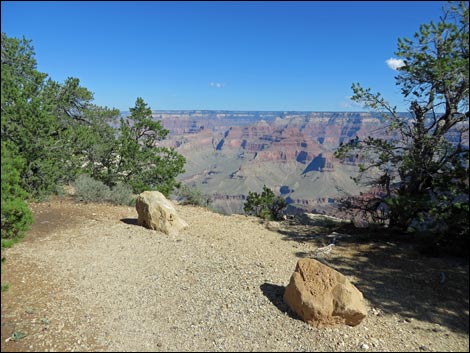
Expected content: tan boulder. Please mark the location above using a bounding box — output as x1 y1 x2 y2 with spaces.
136 191 188 235
284 258 367 327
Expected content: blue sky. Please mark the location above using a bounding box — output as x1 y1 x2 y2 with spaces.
2 1 447 112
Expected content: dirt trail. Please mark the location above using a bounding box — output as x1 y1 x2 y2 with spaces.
1 196 468 352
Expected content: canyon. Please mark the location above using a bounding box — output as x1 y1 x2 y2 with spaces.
148 110 391 215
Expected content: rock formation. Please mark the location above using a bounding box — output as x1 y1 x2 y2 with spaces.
136 191 188 236
284 258 367 327
142 111 417 215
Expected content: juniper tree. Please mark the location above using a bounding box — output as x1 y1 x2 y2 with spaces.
335 2 469 244
244 185 287 220
116 97 186 195
1 33 114 196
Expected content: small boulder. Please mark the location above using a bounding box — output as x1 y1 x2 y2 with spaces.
136 191 188 235
284 258 367 327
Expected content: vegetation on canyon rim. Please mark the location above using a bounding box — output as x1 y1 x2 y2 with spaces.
244 185 288 221
1 31 185 246
335 1 469 254
1 2 468 256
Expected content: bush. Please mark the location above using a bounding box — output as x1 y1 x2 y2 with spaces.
174 184 211 207
108 182 135 206
74 174 111 202
74 175 134 205
1 142 33 244
243 185 287 221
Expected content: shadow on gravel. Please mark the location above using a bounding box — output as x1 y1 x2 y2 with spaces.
120 218 138 226
260 283 301 322
326 243 469 335
275 217 470 335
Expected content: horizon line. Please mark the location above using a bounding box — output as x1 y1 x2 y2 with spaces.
120 109 399 113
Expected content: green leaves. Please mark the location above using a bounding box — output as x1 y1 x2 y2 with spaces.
1 32 187 249
244 185 287 221
112 98 185 196
2 33 186 202
1 142 33 242
1 33 101 197
335 2 469 243
395 2 469 104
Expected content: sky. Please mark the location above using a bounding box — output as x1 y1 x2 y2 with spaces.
1 1 447 112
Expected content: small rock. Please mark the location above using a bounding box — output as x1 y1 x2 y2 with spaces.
370 307 382 317
361 343 370 350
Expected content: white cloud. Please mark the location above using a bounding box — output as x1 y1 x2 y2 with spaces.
209 82 225 88
339 96 367 110
385 57 405 70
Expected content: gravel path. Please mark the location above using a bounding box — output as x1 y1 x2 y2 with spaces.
1 198 468 352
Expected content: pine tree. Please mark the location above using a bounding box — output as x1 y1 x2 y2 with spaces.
335 2 469 250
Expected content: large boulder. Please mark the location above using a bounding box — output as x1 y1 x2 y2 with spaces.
136 191 188 236
284 258 367 327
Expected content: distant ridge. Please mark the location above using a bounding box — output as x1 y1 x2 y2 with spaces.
120 110 411 115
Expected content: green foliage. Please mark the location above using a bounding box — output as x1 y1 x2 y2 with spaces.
175 184 211 207
81 97 186 196
114 98 186 196
1 33 109 198
2 32 186 203
80 106 122 186
0 256 7 291
1 142 33 243
244 185 287 221
2 33 59 197
1 239 17 249
40 78 120 186
335 2 469 252
74 174 134 205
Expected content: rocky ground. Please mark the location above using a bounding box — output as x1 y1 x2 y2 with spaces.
1 196 469 352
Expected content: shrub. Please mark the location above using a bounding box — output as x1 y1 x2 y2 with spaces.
108 182 135 206
244 185 287 221
74 175 135 205
74 174 111 202
175 184 211 207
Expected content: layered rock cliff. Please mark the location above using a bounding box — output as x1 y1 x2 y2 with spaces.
150 111 392 214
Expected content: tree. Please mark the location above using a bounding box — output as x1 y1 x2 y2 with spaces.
2 33 185 200
79 105 122 186
1 33 107 197
115 97 186 195
335 2 469 247
1 141 33 244
1 32 59 197
244 185 287 221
